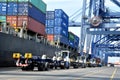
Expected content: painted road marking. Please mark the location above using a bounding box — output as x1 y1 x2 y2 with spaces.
110 68 117 80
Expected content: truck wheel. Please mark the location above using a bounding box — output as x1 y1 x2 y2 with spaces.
65 62 70 69
45 62 49 71
38 64 43 71
21 67 27 71
60 66 65 69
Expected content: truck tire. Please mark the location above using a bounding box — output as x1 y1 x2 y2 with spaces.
21 67 27 71
65 62 70 69
38 63 44 71
45 62 49 71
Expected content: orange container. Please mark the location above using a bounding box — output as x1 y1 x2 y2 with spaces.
47 34 54 42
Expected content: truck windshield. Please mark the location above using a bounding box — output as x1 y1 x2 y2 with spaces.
62 52 68 58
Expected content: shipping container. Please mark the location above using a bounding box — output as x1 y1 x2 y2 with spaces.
0 16 6 22
7 0 18 2
18 3 28 15
54 35 69 45
18 0 46 14
0 2 7 15
69 40 75 48
18 0 28 2
54 18 68 29
0 0 6 2
7 2 18 15
54 27 68 37
68 32 75 41
28 3 46 24
55 9 69 21
27 17 46 36
74 35 79 47
18 3 46 24
47 34 54 42
6 16 46 36
46 11 55 20
46 20 54 27
45 27 54 34
7 16 17 27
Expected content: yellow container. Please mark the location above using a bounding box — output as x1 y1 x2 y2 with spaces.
24 53 32 59
13 53 21 59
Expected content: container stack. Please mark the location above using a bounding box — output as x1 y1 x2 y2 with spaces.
0 0 46 36
68 32 79 48
46 9 69 45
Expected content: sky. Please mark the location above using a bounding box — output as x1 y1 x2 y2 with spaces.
43 0 120 37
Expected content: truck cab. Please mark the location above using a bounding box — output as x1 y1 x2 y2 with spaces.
54 50 79 69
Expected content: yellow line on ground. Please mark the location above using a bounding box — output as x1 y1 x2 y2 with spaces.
110 68 117 80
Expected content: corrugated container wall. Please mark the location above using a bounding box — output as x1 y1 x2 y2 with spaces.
55 9 69 24
0 2 46 24
0 0 46 14
46 20 54 27
28 3 46 24
47 34 54 42
68 32 75 41
55 18 68 29
7 2 18 15
54 35 69 45
68 32 79 48
0 16 6 22
46 9 69 46
45 27 54 34
0 2 7 15
6 16 46 36
0 0 6 2
18 0 46 14
54 27 68 37
46 11 54 20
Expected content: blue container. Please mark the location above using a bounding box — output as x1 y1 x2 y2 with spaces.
46 11 54 20
46 20 54 27
55 9 69 21
28 3 46 24
18 2 28 15
45 27 54 34
69 40 75 48
54 35 69 45
0 2 7 15
7 2 18 15
54 18 68 29
54 27 68 37
18 3 46 24
74 35 79 47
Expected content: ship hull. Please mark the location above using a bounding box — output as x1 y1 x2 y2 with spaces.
0 33 60 67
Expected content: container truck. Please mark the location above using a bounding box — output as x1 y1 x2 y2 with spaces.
13 53 54 71
53 50 80 69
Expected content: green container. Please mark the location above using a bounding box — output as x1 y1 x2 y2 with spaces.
18 0 46 13
0 0 7 2
0 16 6 22
69 32 75 41
18 0 28 2
40 0 47 13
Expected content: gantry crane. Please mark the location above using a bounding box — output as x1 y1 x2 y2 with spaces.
80 0 120 60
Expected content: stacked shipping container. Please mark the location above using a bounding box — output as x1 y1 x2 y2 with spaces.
46 9 79 49
0 0 46 36
46 9 69 45
68 32 79 48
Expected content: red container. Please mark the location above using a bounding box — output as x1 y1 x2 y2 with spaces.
6 16 46 36
7 16 17 27
28 17 46 36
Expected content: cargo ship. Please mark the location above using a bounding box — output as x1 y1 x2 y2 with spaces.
0 0 79 67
